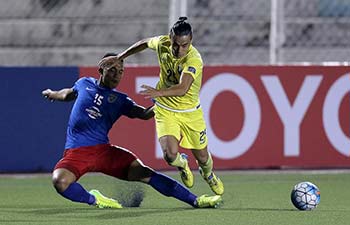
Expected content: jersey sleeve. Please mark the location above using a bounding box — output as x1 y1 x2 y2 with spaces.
121 96 136 116
72 77 86 93
182 58 203 79
147 36 162 50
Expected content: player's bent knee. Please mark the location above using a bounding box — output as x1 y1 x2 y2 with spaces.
52 168 76 193
159 136 179 163
127 160 154 183
52 176 72 193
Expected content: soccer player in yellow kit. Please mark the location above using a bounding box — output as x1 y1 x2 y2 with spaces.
99 17 224 195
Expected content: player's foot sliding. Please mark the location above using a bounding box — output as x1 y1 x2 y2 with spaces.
195 194 223 208
89 189 123 209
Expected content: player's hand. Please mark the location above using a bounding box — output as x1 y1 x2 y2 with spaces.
42 89 55 102
98 56 119 70
139 85 162 99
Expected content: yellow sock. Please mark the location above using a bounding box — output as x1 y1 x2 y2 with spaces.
169 152 186 168
199 153 213 177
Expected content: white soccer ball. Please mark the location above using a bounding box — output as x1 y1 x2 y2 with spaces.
290 181 320 210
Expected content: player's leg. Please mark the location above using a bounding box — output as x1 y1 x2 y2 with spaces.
159 135 194 188
53 146 121 208
127 159 222 208
159 135 179 162
191 148 224 195
52 168 95 205
154 107 194 188
102 144 221 208
179 109 224 195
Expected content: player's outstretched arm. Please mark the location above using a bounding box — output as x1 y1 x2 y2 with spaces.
118 38 150 60
140 73 194 99
98 38 151 70
42 88 76 102
126 104 154 120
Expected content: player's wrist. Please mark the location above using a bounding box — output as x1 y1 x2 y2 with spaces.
158 90 164 97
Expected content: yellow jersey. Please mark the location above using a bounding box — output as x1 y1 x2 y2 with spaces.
147 35 203 110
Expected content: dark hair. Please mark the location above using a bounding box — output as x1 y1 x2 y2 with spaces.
99 52 120 74
102 52 117 58
170 17 192 36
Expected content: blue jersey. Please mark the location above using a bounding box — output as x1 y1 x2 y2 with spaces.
65 77 135 149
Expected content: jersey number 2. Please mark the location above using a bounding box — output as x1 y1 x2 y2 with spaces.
199 129 207 144
167 69 178 84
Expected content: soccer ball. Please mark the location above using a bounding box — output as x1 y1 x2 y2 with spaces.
290 181 320 210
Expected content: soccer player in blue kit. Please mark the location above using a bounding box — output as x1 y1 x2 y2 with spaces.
42 53 222 209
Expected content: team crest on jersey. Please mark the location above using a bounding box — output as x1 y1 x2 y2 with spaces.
188 66 196 74
107 94 118 103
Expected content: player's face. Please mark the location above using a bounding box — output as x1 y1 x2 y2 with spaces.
170 34 192 58
101 61 124 89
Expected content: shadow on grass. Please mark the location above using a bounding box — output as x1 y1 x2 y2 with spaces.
215 207 350 212
0 219 66 223
220 207 295 212
3 204 190 220
0 205 96 215
0 208 188 224
93 208 188 219
28 207 188 217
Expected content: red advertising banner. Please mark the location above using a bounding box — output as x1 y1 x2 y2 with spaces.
80 66 350 170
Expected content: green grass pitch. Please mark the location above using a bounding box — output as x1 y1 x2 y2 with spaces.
0 171 350 225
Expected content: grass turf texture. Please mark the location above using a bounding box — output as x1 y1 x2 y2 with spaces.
0 171 350 225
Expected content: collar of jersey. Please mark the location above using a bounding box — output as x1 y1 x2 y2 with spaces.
94 78 117 91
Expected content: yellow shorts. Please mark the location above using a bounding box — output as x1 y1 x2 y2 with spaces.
154 105 208 150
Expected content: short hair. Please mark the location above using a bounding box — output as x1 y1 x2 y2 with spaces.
99 52 122 74
102 52 117 59
170 17 192 36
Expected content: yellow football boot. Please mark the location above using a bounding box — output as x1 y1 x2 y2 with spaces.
89 189 123 209
196 194 223 208
178 153 194 188
199 168 224 195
